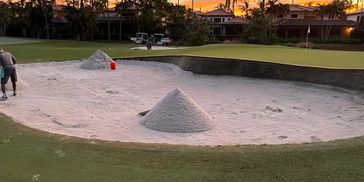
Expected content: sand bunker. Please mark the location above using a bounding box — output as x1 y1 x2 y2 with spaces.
80 50 113 70
130 46 188 50
5 78 28 91
0 60 363 146
140 88 214 133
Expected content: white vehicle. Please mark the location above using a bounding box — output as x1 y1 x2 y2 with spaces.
153 33 172 46
130 32 148 44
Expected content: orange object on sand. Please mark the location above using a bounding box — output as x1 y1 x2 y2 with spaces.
110 60 117 70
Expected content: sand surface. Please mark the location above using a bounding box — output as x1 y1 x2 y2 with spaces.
130 46 188 50
0 60 363 145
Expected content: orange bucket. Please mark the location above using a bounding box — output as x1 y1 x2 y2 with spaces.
110 60 117 70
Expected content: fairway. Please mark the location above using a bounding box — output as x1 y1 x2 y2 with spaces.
0 37 364 181
1 37 364 69
0 37 44 45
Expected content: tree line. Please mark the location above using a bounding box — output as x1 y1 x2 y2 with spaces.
0 0 362 44
0 0 211 45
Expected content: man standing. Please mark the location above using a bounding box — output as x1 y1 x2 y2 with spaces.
0 48 17 101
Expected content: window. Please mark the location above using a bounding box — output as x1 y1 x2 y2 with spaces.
357 16 360 22
214 18 221 23
291 14 298 18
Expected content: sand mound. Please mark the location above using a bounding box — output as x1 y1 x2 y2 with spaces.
140 88 214 133
80 50 113 70
5 78 28 91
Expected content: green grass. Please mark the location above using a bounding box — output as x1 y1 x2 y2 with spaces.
1 37 364 69
1 114 364 182
1 37 364 181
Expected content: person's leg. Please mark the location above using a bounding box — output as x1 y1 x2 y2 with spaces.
1 82 5 96
1 79 7 100
10 68 17 96
1 68 11 100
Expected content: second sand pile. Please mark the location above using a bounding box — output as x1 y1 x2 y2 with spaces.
140 88 214 133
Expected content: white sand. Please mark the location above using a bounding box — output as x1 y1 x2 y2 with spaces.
5 78 28 91
80 50 114 70
0 60 363 146
130 46 188 50
140 88 214 133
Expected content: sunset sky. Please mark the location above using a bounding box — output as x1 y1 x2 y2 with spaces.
169 0 361 14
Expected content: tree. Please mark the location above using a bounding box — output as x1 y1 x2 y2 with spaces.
224 0 239 12
215 3 226 10
165 4 188 40
242 14 277 44
317 0 351 42
239 0 250 18
184 11 211 45
0 2 11 36
26 0 54 38
63 0 105 40
115 0 134 41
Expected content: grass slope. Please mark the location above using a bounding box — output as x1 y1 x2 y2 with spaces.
1 114 364 182
1 38 364 69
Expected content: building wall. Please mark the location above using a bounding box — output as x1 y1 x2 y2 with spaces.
275 11 334 22
347 14 361 22
203 16 234 24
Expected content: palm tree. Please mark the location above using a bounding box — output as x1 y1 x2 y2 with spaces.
224 0 239 12
215 3 226 9
225 0 230 11
266 0 289 20
317 0 350 42
231 0 239 13
239 0 250 17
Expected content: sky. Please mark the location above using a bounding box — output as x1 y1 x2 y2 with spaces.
169 0 360 14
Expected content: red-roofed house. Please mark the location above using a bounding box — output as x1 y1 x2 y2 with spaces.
196 9 248 39
276 4 356 40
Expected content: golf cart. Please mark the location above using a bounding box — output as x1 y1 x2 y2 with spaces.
130 32 148 44
152 33 172 46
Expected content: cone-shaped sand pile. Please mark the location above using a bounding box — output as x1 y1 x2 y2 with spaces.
5 78 28 91
80 50 113 70
140 88 214 133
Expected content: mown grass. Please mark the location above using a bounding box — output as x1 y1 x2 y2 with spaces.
1 37 364 69
1 37 364 181
1 113 364 182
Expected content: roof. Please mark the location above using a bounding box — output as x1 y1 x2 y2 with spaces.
277 19 357 26
347 9 364 15
220 17 249 25
288 4 318 12
204 9 234 17
194 11 204 16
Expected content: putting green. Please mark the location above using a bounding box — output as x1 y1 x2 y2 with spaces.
1 37 363 69
1 37 364 181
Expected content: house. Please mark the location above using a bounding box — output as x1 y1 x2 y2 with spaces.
347 9 364 22
50 5 139 40
274 4 321 21
276 4 357 40
196 8 248 39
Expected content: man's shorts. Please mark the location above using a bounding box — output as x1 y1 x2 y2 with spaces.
1 67 17 85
